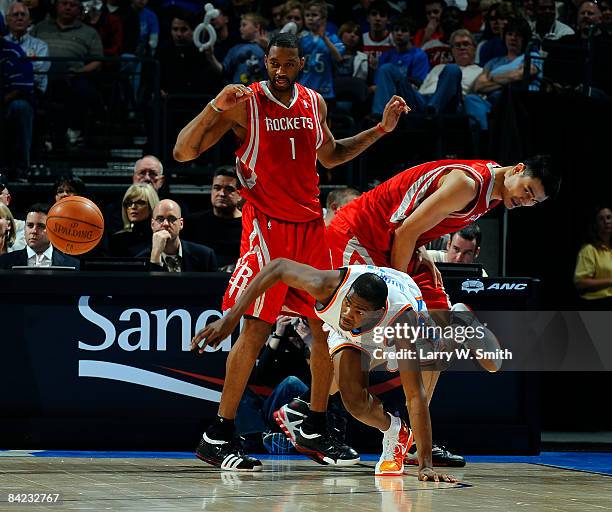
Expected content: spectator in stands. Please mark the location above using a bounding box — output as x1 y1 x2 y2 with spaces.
0 203 80 268
476 2 514 65
574 205 612 308
283 0 306 37
0 202 17 255
137 199 217 272
0 175 25 250
105 154 165 235
532 0 574 40
336 21 368 81
549 0 612 97
299 1 344 102
211 5 241 62
268 0 287 34
414 0 445 48
421 5 464 68
132 0 158 56
324 187 361 226
108 183 159 257
83 0 123 60
51 174 86 203
0 36 34 181
4 0 50 95
21 0 49 25
370 17 430 116
463 0 485 34
399 29 483 118
601 0 612 32
208 12 267 85
362 0 393 81
473 16 540 101
563 0 608 40
182 167 242 272
31 0 104 148
156 10 222 96
427 224 488 274
103 0 139 56
133 154 164 192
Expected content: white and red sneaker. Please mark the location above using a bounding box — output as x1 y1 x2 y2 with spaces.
273 398 309 446
375 416 414 476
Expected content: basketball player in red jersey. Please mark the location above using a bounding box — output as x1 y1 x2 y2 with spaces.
174 32 410 471
327 156 561 466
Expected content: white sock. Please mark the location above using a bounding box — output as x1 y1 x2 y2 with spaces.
381 412 401 436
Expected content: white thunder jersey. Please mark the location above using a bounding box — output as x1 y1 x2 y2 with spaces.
315 265 428 367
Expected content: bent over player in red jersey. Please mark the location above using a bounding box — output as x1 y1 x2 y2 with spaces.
327 156 561 465
174 32 409 471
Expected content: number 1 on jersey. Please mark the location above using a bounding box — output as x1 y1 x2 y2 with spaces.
289 137 296 160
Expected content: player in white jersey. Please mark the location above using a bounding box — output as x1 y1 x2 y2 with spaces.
192 258 457 482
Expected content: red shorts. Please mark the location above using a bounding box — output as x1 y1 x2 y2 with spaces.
222 202 331 324
326 223 450 310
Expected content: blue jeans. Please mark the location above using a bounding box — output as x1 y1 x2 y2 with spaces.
463 93 491 130
6 99 34 170
372 63 464 115
235 376 308 435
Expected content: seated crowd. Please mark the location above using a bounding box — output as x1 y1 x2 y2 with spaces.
1 0 611 179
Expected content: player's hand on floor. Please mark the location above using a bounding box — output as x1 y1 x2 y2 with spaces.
191 316 234 353
418 467 458 483
380 95 410 132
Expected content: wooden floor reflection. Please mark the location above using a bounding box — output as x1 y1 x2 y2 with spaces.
1 456 611 511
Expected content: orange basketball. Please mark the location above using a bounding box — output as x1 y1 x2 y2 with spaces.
47 196 105 255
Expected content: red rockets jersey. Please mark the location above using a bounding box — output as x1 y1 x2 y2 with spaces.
332 159 502 255
235 81 325 222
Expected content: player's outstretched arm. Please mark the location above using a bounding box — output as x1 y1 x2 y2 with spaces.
191 258 341 352
391 170 478 274
316 94 410 169
395 312 457 483
173 84 251 162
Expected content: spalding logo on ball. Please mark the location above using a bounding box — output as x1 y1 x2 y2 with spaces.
47 196 105 255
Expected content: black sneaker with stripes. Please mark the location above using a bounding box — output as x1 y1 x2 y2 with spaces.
295 426 360 466
195 433 263 471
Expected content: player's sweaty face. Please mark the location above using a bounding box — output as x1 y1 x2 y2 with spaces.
339 290 381 331
265 46 304 92
503 174 547 209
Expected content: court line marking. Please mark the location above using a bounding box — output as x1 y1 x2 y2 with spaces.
531 463 612 478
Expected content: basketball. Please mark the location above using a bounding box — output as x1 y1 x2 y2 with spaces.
46 196 105 255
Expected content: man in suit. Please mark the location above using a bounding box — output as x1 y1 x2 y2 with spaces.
0 203 80 269
138 199 217 272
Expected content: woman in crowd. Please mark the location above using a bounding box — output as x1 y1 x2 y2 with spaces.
51 174 86 204
476 2 514 65
0 203 17 256
109 183 159 257
574 205 612 308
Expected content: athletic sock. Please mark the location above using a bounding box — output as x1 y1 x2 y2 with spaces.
380 412 401 436
301 410 326 435
206 415 235 442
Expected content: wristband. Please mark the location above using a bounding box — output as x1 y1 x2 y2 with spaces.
376 123 388 135
209 99 224 113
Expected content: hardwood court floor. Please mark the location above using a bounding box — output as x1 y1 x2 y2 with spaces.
1 452 611 511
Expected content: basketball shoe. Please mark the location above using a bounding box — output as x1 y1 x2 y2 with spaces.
195 432 262 471
273 397 309 446
275 398 360 466
404 443 466 467
375 415 413 476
